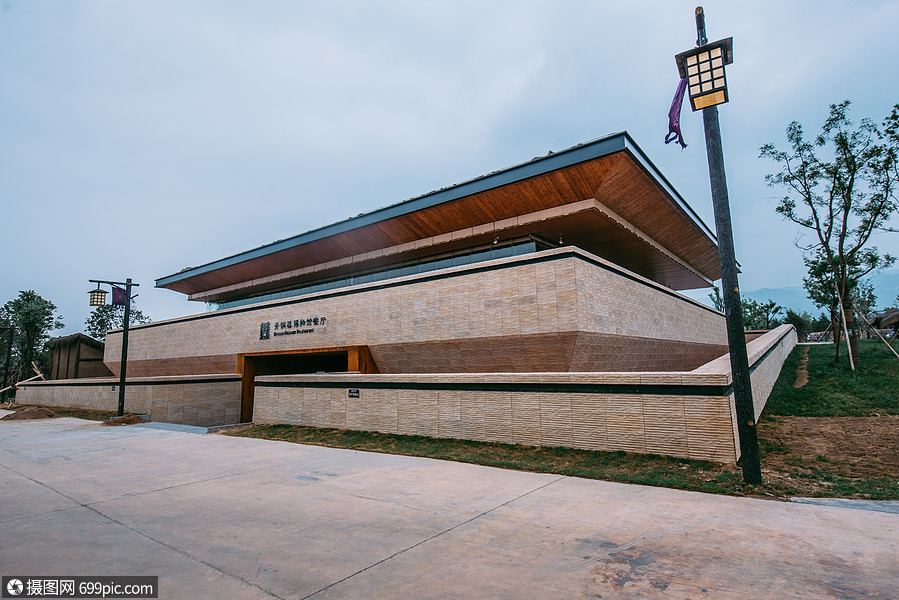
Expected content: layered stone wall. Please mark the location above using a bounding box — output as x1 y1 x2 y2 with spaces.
16 328 796 463
16 375 241 428
253 326 796 464
692 324 799 456
16 379 129 412
104 248 727 377
253 376 737 462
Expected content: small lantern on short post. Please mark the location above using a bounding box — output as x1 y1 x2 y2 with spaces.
88 278 138 417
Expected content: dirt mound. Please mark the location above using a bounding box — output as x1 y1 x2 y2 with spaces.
102 413 148 426
1 406 58 420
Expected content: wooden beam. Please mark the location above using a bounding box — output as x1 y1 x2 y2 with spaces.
239 357 256 423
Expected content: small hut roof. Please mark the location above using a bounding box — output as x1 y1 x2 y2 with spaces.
872 308 899 329
48 333 105 351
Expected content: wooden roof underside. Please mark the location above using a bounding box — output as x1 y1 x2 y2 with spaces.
189 199 713 303
159 143 721 299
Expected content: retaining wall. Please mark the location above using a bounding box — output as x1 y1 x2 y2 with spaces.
15 327 796 463
16 374 241 427
253 326 797 463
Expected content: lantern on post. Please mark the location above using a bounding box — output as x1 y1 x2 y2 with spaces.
675 37 733 111
88 284 108 307
672 7 762 485
88 278 139 417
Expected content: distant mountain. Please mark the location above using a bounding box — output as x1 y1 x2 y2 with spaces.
743 287 818 315
744 268 899 315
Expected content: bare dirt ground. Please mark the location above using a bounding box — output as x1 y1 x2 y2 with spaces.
759 415 899 479
793 346 809 388
102 413 148 426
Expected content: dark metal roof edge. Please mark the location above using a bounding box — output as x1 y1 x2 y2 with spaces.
157 131 713 288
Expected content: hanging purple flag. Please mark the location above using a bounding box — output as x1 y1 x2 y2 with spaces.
664 77 688 149
111 286 127 306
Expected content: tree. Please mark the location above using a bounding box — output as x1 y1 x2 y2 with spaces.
741 298 782 330
758 300 783 329
0 291 64 384
846 280 879 339
803 250 850 359
811 312 832 332
741 298 765 330
850 280 877 317
783 310 834 341
803 245 882 359
761 101 899 366
783 309 813 340
85 303 151 341
708 285 725 311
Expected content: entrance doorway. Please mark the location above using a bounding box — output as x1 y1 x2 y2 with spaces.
237 346 378 422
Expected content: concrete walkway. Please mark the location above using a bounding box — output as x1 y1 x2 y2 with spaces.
0 417 896 599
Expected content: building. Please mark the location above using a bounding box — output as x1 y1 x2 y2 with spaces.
19 132 796 463
47 333 113 380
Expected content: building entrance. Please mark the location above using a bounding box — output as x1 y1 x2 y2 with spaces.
237 346 378 422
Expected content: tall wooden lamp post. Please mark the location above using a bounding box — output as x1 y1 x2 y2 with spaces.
675 7 762 484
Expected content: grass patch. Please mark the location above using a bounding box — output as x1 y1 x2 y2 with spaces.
227 423 899 499
758 437 790 456
782 468 899 500
766 340 899 416
228 424 763 495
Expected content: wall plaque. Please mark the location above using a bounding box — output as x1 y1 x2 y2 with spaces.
259 316 327 340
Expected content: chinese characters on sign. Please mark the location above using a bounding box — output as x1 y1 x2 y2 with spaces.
259 316 327 340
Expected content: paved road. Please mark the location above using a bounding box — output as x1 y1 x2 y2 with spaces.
0 415 896 599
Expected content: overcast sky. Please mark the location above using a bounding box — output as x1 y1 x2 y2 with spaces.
2 0 898 336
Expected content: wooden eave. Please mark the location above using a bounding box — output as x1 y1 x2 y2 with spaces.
190 199 713 303
157 132 720 297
